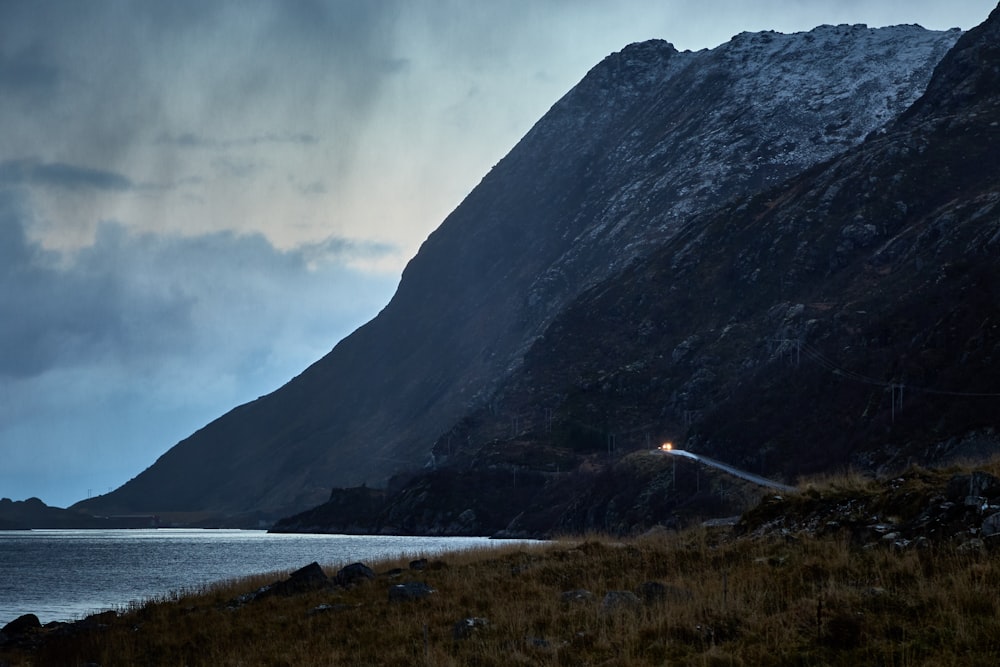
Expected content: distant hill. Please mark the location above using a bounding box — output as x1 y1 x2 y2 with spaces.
0 497 161 529
77 19 966 525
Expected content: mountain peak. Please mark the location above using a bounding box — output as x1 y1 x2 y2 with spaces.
898 3 1000 123
75 21 966 523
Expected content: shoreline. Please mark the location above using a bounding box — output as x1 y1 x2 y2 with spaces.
5 463 1000 664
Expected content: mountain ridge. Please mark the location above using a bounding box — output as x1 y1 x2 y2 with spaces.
75 21 963 523
272 6 1000 537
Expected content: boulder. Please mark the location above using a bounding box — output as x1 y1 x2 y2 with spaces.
560 589 595 604
636 581 693 605
1 613 41 638
238 562 331 603
388 581 436 602
983 511 1000 538
75 610 117 629
271 562 329 596
599 591 642 615
335 562 375 587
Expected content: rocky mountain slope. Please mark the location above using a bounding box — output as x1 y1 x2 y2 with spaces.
273 6 1000 537
77 21 961 524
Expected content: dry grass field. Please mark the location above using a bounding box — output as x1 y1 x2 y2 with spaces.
5 464 1000 666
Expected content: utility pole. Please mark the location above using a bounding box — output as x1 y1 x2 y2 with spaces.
774 338 801 367
891 383 904 423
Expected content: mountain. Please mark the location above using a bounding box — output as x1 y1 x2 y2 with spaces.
272 6 1000 537
76 22 962 524
516 5 1000 482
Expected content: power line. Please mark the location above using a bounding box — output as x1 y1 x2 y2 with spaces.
796 341 1000 398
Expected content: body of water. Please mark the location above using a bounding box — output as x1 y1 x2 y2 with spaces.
0 529 510 625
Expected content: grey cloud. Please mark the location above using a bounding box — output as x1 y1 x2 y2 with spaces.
300 181 328 195
301 235 397 264
210 156 262 179
243 132 319 146
0 43 61 93
0 184 399 506
156 132 320 150
0 190 396 380
156 132 207 148
0 1 441 211
0 159 134 191
380 57 411 75
0 195 127 377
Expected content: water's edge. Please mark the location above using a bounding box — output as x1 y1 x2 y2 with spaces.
0 529 522 625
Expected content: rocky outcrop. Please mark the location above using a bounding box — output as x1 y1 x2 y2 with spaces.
74 22 961 522
269 486 386 534
738 467 1000 549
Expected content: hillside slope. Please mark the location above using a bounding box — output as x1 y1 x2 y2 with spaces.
77 24 960 522
503 5 1000 480
273 6 1000 538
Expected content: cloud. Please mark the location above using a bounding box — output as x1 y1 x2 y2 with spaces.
0 42 61 94
0 187 399 505
299 235 396 267
0 191 397 381
0 159 134 191
300 181 328 195
156 132 320 149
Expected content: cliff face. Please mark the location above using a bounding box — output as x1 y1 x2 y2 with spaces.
77 23 961 521
272 7 1000 538
403 6 1000 535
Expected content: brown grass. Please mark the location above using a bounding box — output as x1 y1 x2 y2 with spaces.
3 523 1000 666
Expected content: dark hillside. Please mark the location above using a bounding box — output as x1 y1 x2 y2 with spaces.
446 4 1000 500
274 7 1000 537
75 24 958 522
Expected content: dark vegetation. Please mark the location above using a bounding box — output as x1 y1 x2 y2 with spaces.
272 451 763 537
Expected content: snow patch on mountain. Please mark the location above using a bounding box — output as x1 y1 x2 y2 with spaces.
517 24 961 314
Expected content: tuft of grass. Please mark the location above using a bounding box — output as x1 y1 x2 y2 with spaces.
796 466 881 497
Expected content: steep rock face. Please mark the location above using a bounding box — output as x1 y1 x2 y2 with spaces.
296 6 1000 538
449 6 1000 499
77 24 960 520
899 4 1000 123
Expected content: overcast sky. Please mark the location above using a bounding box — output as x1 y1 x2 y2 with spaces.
1 1 994 508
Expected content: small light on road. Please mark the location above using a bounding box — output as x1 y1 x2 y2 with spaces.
661 442 673 451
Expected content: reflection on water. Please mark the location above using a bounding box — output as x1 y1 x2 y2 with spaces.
0 529 512 624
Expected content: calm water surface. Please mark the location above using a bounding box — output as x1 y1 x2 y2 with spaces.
0 529 512 625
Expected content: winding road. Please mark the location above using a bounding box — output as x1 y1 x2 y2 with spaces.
653 446 796 493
